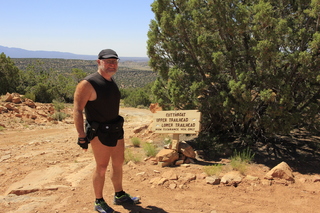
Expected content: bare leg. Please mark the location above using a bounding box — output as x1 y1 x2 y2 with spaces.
110 139 125 192
91 137 112 198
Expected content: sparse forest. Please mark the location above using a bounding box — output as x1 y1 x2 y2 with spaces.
0 54 157 107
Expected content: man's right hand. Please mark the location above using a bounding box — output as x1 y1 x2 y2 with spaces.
77 137 89 149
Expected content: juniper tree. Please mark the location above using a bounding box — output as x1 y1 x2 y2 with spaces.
147 0 320 147
0 53 20 95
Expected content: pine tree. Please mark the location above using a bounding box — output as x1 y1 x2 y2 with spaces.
147 0 320 146
0 53 20 94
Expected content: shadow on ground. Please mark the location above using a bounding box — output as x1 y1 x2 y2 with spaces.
188 128 320 175
118 203 169 213
253 130 320 174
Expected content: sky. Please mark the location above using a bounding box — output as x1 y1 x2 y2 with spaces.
0 0 155 57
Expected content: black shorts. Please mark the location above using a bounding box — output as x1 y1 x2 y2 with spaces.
85 116 124 147
97 127 124 147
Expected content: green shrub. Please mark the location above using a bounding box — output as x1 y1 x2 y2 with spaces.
23 92 36 101
131 137 141 147
51 112 68 121
230 148 255 174
52 100 65 111
203 164 223 176
124 148 142 163
232 147 255 164
143 143 157 157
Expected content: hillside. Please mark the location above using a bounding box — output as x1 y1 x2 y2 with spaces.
12 58 157 88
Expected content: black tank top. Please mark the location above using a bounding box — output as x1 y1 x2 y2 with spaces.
84 72 120 123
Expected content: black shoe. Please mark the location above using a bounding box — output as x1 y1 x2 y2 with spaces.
113 193 140 205
94 200 115 213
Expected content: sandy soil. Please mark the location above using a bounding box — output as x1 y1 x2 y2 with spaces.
0 106 320 213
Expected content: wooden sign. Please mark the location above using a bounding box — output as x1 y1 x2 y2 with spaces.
152 110 201 134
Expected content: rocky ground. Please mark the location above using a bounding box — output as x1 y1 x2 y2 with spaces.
0 96 320 213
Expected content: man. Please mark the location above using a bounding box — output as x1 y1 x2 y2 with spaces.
73 49 140 213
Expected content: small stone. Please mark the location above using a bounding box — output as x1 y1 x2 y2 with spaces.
206 176 220 185
169 183 177 189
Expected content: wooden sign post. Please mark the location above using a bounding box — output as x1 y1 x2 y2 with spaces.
152 110 201 150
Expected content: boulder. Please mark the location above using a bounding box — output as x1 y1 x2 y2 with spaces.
4 103 15 110
206 176 221 185
264 161 294 182
156 149 179 166
221 171 242 186
179 141 196 159
4 93 13 102
25 98 36 108
149 103 162 113
12 97 21 104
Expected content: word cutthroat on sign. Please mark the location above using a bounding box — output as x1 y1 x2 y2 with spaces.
152 110 201 150
152 110 201 134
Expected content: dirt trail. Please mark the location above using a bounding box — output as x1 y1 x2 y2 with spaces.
0 107 320 213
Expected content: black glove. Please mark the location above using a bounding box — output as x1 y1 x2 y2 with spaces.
77 137 89 149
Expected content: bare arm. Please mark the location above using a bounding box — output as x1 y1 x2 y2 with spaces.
73 80 95 138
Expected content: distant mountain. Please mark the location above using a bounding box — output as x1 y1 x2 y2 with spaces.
0 45 149 62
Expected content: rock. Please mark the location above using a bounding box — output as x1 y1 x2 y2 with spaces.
195 150 205 159
162 170 178 180
4 103 15 110
12 97 21 104
169 183 177 189
261 179 272 186
148 157 158 165
175 160 184 166
4 93 13 102
181 173 196 182
63 119 74 124
157 177 168 185
149 103 162 113
312 176 320 182
206 176 221 185
136 172 146 176
220 159 231 164
264 162 294 182
156 149 179 165
133 125 148 133
245 175 259 181
197 172 207 180
0 154 11 162
37 110 48 117
179 141 196 159
298 178 307 183
25 98 36 108
158 161 172 167
127 161 136 168
0 106 8 113
221 171 242 186
184 157 195 164
149 177 167 185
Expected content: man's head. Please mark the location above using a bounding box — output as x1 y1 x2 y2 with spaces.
97 49 119 76
98 49 119 60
